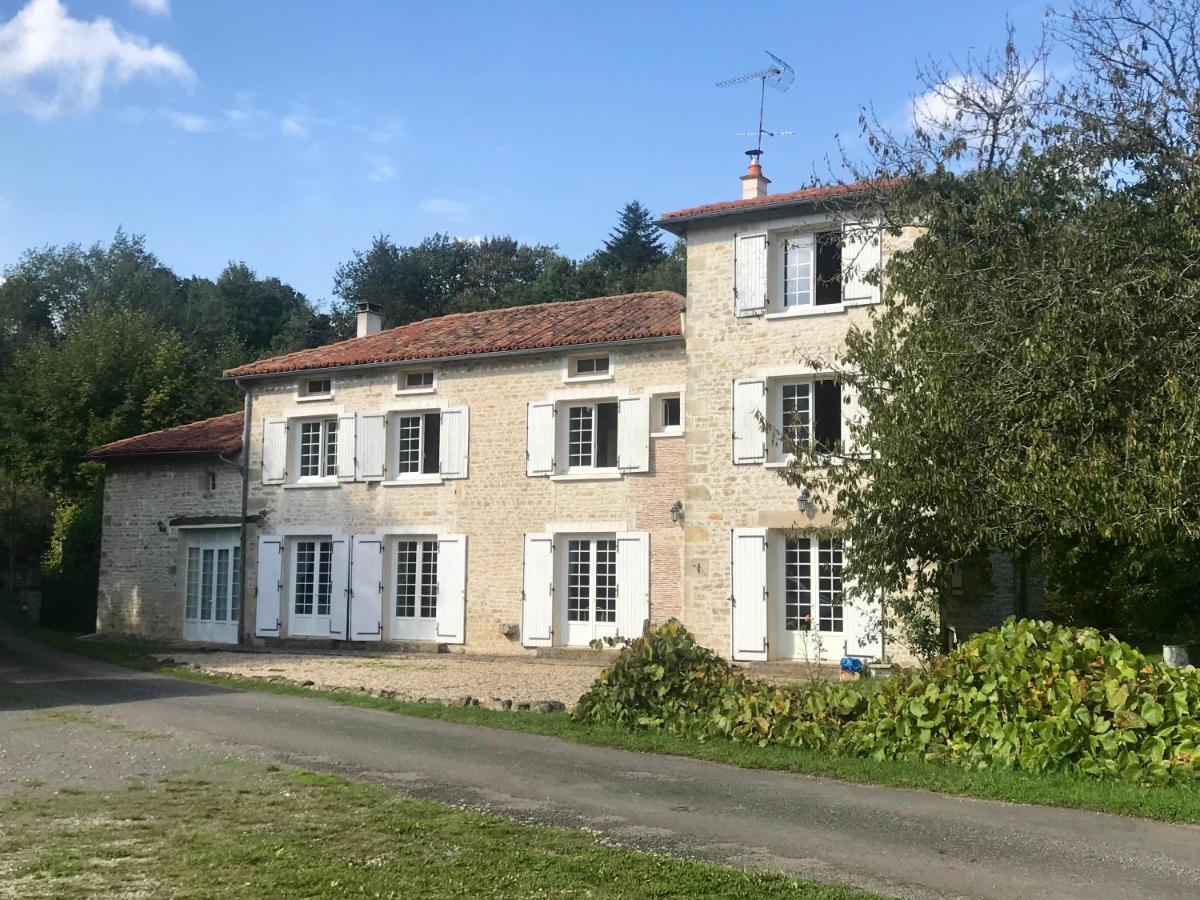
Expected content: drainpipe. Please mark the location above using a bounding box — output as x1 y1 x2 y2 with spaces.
236 383 253 646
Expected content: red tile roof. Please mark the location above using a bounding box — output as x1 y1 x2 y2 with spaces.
658 179 893 231
89 412 244 460
225 291 685 379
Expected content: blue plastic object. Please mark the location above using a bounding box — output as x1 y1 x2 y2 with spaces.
840 656 864 674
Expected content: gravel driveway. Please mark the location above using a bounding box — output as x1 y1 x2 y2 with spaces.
163 651 610 707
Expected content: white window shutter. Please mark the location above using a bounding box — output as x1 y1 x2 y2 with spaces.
521 533 554 646
439 407 470 479
336 414 357 481
254 536 282 636
615 532 650 639
526 402 555 476
356 414 387 481
732 378 767 464
327 535 350 638
734 232 769 316
730 528 768 661
841 541 883 659
616 396 649 473
435 534 467 644
349 535 383 640
261 419 287 484
842 219 881 304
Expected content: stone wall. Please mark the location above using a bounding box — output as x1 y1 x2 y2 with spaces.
96 456 242 639
244 342 687 652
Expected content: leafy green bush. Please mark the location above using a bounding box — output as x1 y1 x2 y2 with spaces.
572 618 1200 780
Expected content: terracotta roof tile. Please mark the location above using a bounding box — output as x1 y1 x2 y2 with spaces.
89 412 244 460
225 291 685 379
658 179 894 230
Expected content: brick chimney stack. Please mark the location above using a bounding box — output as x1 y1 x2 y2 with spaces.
740 157 770 200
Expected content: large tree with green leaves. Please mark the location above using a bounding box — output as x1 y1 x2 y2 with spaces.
779 0 1200 655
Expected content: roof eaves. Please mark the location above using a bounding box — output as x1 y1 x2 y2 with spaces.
656 187 873 234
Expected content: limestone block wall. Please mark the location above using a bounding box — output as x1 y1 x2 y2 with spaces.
243 341 687 653
96 456 242 639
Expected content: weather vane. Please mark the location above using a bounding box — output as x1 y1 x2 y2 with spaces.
717 51 795 163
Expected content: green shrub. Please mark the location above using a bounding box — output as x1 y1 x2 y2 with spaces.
572 618 1200 780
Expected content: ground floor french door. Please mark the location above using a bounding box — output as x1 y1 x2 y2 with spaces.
289 537 338 637
391 537 439 641
181 528 240 644
777 536 845 660
558 535 619 646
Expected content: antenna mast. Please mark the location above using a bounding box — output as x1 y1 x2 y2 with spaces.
716 51 795 163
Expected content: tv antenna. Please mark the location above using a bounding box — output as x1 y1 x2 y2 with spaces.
717 51 795 163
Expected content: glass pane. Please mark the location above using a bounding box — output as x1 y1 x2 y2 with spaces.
783 238 813 308
324 419 338 475
784 538 811 631
396 415 422 473
595 540 617 623
782 383 811 450
184 547 200 619
595 403 618 468
231 546 241 622
568 406 593 468
818 538 844 632
395 541 417 618
317 541 333 617
299 422 322 477
420 541 439 619
200 549 214 621
567 539 590 622
294 541 315 615
215 549 230 622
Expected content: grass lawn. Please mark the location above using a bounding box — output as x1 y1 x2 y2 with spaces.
16 619 1200 826
0 761 876 899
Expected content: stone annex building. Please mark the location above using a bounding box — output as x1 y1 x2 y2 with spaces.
91 163 1038 663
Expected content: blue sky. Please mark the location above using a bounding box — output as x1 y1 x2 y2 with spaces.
0 0 1046 307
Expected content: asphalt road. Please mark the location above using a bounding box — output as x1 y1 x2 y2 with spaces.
2 629 1197 900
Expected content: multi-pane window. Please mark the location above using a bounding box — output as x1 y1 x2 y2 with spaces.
298 418 338 478
573 356 609 377
781 231 841 310
395 412 440 475
566 538 617 623
404 370 434 389
783 537 845 633
302 377 332 397
184 542 240 624
395 539 438 619
566 402 618 469
294 540 333 617
783 236 813 308
185 548 200 619
781 383 811 450
779 380 841 454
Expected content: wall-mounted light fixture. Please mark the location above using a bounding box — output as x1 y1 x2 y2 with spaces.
669 499 684 523
797 488 813 511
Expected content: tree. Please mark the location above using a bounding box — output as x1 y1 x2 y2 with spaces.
778 0 1200 655
599 201 666 274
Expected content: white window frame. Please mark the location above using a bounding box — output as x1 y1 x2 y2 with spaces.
764 376 841 466
297 375 334 402
391 536 439 622
765 226 847 320
396 368 437 395
651 391 683 437
562 399 618 473
293 417 339 483
781 535 846 635
291 538 335 620
564 353 614 384
183 540 241 628
390 410 440 480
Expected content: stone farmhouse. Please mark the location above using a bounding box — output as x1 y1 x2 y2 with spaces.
91 162 1038 663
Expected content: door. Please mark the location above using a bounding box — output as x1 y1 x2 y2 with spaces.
390 536 441 641
182 528 241 644
558 535 619 646
731 528 768 661
288 537 338 637
776 535 858 661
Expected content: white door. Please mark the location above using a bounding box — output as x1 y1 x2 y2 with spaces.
776 535 855 661
182 528 241 644
288 536 339 637
390 536 441 642
558 535 619 647
521 533 554 647
731 528 768 661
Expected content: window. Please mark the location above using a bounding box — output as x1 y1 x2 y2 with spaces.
401 370 435 391
294 540 333 617
780 230 842 311
660 395 681 430
394 412 441 476
301 377 332 397
778 379 840 454
395 539 438 619
568 355 611 380
298 418 338 478
783 537 844 633
566 538 617 624
184 543 240 625
566 402 617 469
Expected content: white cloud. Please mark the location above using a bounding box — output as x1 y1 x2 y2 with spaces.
366 157 397 183
0 0 192 119
165 109 209 132
279 113 308 138
129 0 169 15
420 197 471 221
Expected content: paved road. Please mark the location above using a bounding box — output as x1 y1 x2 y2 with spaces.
2 630 1197 900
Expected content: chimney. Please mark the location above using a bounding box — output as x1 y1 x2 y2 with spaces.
740 157 770 200
356 302 382 338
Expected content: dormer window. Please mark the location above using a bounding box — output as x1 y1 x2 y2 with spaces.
566 354 612 382
300 376 333 399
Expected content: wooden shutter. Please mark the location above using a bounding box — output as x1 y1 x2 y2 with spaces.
526 402 555 476
842 219 881 304
435 534 467 644
615 532 650 639
336 414 356 481
841 540 883 658
349 534 383 640
356 413 387 481
734 233 769 316
254 536 282 636
730 528 768 661
439 407 470 479
261 419 287 484
616 396 649 473
521 533 554 647
731 378 767 464
327 535 350 638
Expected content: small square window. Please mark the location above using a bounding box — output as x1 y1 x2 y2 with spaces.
661 396 680 429
571 356 610 378
652 393 682 435
302 377 332 397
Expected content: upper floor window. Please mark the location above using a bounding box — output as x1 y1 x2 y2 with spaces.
526 395 649 478
566 354 612 382
298 418 338 478
399 369 436 393
394 411 441 476
732 376 842 464
651 392 683 436
299 376 333 399
782 231 841 309
566 402 618 470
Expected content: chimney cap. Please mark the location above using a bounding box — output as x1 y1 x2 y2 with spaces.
356 301 382 313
